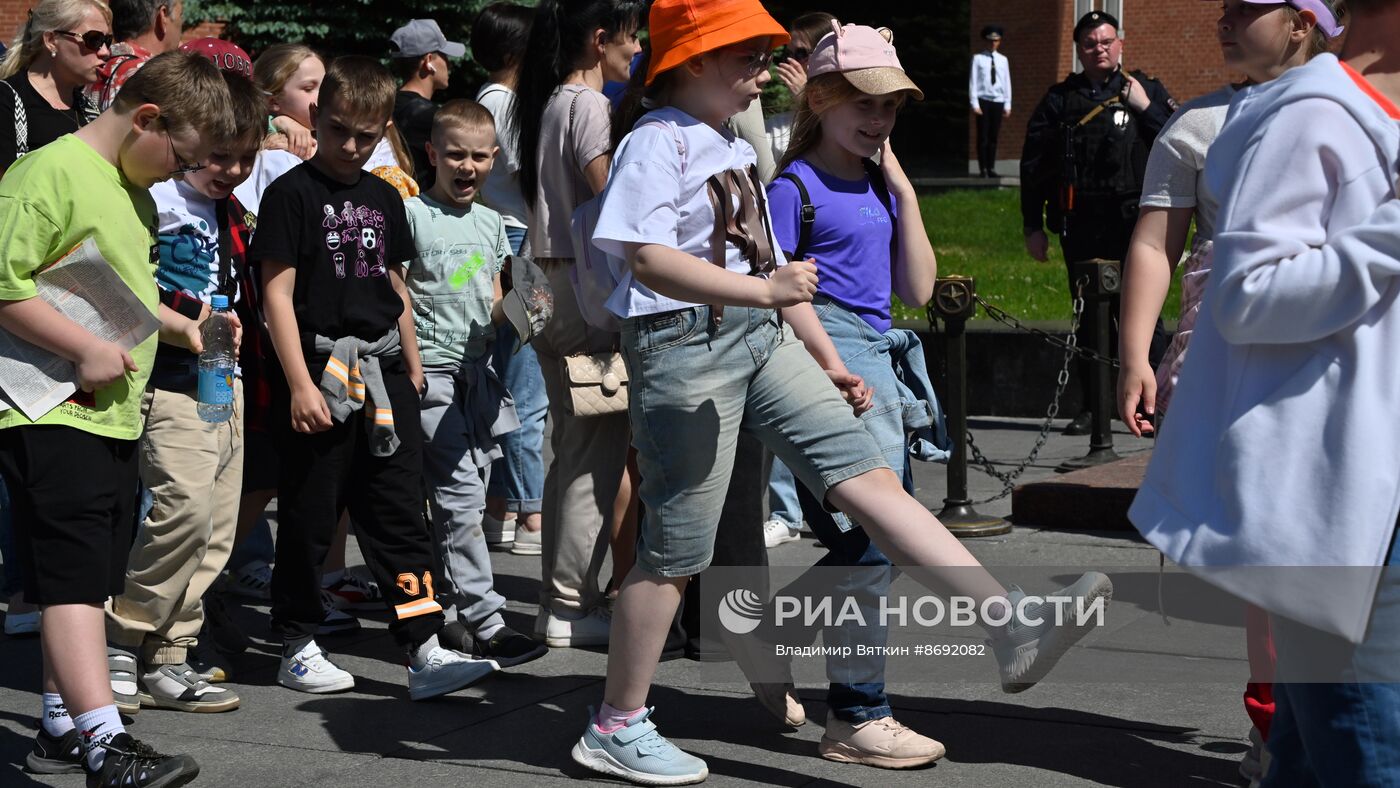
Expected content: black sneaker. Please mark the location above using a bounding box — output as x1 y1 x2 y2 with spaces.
85 732 200 788
473 625 549 668
25 727 84 774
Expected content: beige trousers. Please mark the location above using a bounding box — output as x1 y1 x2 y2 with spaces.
532 260 630 614
107 382 244 665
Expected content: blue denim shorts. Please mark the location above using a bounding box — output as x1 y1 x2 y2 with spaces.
622 305 888 577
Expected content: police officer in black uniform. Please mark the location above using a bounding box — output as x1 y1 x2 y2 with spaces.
1021 10 1174 435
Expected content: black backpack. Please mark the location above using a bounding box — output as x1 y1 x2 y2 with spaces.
775 158 898 261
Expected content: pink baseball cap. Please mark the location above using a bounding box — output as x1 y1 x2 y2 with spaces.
806 22 923 101
180 38 254 78
1215 0 1344 38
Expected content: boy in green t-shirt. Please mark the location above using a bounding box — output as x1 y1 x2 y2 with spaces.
0 51 234 786
406 100 548 668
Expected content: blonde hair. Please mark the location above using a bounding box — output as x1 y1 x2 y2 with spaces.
252 43 321 100
432 99 496 143
775 72 908 176
384 121 415 180
0 0 112 79
114 50 235 141
318 55 396 125
1284 1 1346 59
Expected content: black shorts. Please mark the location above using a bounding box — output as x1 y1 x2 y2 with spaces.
0 426 139 605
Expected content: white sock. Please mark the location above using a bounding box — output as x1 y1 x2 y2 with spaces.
41 692 73 736
321 569 346 586
74 705 124 771
410 634 440 668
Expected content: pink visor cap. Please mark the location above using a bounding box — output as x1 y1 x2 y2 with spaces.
1239 0 1345 38
806 22 924 100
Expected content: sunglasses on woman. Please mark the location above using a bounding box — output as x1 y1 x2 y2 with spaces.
56 29 113 53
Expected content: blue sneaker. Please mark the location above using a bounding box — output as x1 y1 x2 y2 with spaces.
992 571 1113 693
571 707 708 785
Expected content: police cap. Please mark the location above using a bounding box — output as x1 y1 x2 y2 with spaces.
1073 10 1119 42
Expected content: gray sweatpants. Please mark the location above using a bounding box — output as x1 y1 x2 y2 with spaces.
420 366 509 633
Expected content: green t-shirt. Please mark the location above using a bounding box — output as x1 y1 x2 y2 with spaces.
0 134 158 440
403 194 509 367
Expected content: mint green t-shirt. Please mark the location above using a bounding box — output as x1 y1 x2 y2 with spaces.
0 134 158 440
404 194 509 367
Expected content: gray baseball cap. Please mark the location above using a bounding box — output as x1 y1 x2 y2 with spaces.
502 255 554 352
389 19 466 59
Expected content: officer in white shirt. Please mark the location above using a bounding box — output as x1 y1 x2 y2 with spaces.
969 24 1011 178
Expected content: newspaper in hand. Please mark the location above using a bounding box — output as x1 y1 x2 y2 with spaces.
0 237 161 421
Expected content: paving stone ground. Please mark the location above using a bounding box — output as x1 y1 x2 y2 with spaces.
0 419 1250 787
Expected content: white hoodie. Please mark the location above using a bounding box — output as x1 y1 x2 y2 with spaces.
1129 54 1400 642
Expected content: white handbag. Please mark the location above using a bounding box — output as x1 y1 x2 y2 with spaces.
562 352 629 417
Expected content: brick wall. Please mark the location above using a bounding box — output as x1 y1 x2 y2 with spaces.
969 0 1227 173
0 1 225 48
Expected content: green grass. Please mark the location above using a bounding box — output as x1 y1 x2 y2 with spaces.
889 188 1182 324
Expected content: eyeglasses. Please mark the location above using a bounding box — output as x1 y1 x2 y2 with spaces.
735 48 774 78
164 124 206 177
1079 37 1118 52
55 29 113 53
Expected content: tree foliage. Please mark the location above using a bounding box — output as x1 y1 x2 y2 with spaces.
186 0 970 171
183 0 530 93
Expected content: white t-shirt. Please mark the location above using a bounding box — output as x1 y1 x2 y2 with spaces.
233 148 301 218
476 83 529 230
593 107 787 319
1138 85 1235 242
363 137 399 172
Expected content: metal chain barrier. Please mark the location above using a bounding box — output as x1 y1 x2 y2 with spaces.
974 288 1120 369
929 277 1091 504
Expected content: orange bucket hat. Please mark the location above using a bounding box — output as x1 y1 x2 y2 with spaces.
645 0 790 86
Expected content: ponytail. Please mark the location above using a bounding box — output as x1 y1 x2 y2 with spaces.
512 0 643 205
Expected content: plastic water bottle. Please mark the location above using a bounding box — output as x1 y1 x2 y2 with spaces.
197 294 235 423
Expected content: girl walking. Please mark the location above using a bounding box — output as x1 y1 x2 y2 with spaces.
571 1 1112 783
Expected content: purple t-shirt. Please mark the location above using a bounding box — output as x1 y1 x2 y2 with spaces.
767 158 896 333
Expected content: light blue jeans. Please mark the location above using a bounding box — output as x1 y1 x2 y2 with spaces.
765 458 803 528
1264 524 1400 787
622 304 887 577
792 298 913 722
486 225 545 512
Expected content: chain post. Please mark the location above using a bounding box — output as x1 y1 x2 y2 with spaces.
929 277 1010 537
1058 259 1123 472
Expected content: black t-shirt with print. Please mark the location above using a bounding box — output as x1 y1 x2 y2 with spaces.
248 162 414 346
0 73 85 171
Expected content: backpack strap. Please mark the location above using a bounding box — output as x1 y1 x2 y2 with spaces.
2 80 28 159
775 171 814 260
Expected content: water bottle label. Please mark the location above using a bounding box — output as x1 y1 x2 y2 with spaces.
198 367 234 406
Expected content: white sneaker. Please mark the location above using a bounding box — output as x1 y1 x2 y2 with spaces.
228 560 273 601
511 527 542 556
545 607 611 648
483 514 516 546
408 641 500 700
278 640 355 694
3 609 39 636
763 519 800 548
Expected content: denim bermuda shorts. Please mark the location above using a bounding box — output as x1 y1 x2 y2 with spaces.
621 304 889 577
